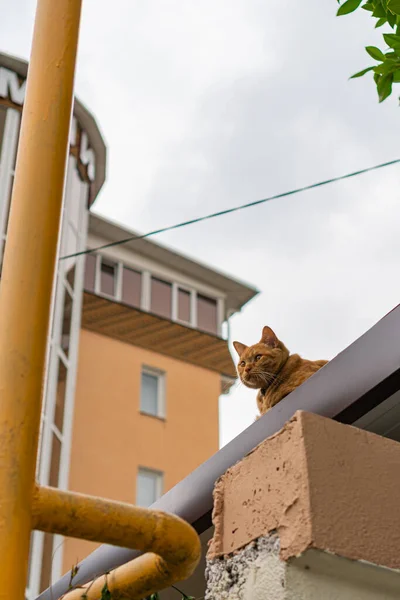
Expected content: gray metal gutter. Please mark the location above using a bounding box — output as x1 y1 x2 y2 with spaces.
37 304 400 600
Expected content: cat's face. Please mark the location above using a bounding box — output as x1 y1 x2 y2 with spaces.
233 326 289 390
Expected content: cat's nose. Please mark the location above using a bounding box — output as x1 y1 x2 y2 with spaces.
245 366 251 373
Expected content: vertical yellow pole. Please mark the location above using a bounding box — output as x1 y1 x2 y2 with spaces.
0 0 82 597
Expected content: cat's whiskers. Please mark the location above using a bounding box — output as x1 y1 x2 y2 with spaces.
233 377 245 391
251 368 274 380
259 367 287 384
223 377 243 394
259 374 277 388
251 368 286 390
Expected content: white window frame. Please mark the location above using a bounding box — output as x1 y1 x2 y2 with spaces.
217 297 225 337
95 254 120 300
173 283 194 326
88 250 226 337
136 467 164 507
140 365 166 419
141 269 151 311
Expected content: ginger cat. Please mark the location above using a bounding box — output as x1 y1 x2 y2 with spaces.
233 326 327 416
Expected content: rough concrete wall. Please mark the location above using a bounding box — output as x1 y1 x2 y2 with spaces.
206 534 400 600
206 534 285 600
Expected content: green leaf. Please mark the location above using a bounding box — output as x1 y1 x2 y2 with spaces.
365 45 386 60
68 565 80 589
362 2 374 10
373 2 388 16
350 66 375 77
388 0 400 13
393 68 400 79
373 63 388 73
377 72 393 100
387 9 397 25
374 71 381 83
375 16 388 25
385 50 398 56
373 61 394 73
383 32 400 46
337 0 363 14
100 583 111 600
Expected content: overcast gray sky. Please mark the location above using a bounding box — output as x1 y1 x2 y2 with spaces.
3 0 400 445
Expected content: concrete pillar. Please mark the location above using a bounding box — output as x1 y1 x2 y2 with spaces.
205 411 400 599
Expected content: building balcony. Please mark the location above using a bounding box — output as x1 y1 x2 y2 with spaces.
81 290 236 379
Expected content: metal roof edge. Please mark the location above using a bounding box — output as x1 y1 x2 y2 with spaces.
88 212 260 313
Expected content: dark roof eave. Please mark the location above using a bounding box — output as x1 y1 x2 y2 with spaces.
81 290 237 378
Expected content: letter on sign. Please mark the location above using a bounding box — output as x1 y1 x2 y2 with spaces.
0 68 26 105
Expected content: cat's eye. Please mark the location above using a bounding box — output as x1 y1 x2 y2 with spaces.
255 354 262 361
240 361 245 367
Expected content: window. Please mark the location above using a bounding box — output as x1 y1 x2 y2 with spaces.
100 259 117 296
140 367 165 418
4 174 13 233
0 170 15 241
61 287 73 357
122 267 141 308
136 468 163 507
84 254 96 292
0 105 7 160
150 277 172 319
40 533 54 593
197 294 218 334
49 433 62 488
178 288 191 323
26 533 34 588
54 357 67 434
80 253 221 338
66 266 75 291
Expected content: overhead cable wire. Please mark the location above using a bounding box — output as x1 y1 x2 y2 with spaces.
60 158 400 261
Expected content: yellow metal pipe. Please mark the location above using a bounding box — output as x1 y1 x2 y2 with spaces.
32 485 201 599
0 0 82 597
62 553 188 600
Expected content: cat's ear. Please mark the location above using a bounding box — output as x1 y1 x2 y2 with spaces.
260 326 279 348
233 341 248 357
